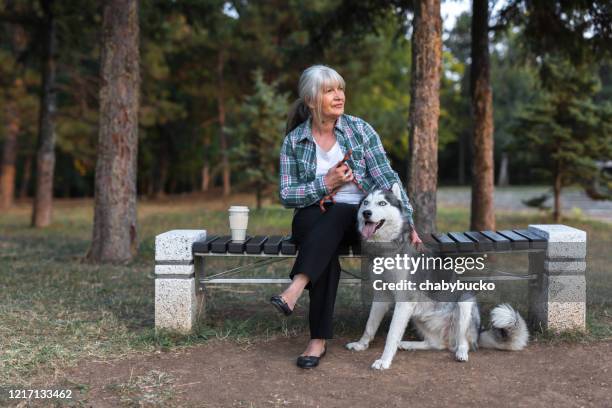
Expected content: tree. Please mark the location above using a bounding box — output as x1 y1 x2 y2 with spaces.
87 0 140 262
31 0 57 227
232 69 287 209
0 18 27 210
469 0 495 230
442 12 472 185
407 0 441 235
512 57 612 222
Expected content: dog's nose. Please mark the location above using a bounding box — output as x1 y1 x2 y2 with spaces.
362 210 372 219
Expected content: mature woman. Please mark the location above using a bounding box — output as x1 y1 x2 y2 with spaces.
270 65 421 369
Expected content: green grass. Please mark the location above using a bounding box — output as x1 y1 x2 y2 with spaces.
0 196 610 389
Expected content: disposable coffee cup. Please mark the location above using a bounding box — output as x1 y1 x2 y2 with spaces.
228 205 249 242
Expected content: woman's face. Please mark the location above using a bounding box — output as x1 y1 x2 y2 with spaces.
317 83 345 121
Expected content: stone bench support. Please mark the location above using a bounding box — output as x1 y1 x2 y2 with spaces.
527 224 587 331
154 229 207 333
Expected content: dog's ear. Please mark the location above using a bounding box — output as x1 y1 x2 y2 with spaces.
391 183 402 201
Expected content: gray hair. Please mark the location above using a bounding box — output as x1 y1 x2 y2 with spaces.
286 65 345 134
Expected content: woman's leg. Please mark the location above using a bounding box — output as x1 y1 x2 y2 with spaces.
290 203 357 285
308 255 341 339
280 203 355 309
287 204 359 354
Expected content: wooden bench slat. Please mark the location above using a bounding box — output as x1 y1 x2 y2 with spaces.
192 234 219 254
513 229 547 250
211 236 233 253
280 236 297 255
464 231 494 251
432 233 457 252
480 230 511 250
422 234 440 252
246 236 268 254
263 235 284 255
497 230 529 250
228 236 252 254
196 228 544 256
448 232 476 252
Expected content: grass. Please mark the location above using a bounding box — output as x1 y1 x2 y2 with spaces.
0 191 610 391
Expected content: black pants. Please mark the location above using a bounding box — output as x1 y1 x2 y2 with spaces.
289 202 360 339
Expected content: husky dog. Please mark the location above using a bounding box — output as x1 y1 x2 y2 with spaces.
346 183 528 370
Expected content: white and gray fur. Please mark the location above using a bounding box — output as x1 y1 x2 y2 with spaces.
347 183 529 370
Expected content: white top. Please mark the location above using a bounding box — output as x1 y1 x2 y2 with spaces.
314 139 365 204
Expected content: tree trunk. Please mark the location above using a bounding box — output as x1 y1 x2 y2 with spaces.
256 182 262 210
498 152 509 186
1 14 27 211
1 93 20 210
458 131 466 184
153 131 169 198
469 0 495 231
19 153 32 199
201 134 210 191
553 166 562 222
87 0 140 263
217 50 231 196
407 0 442 236
31 0 57 227
201 163 210 191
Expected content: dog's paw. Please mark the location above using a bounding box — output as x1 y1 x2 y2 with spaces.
455 348 469 362
398 341 418 351
371 359 391 370
346 341 368 351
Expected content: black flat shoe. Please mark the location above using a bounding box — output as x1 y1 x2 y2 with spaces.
296 347 327 369
270 295 293 316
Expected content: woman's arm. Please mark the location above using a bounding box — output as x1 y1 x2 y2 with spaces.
362 121 415 226
279 136 330 208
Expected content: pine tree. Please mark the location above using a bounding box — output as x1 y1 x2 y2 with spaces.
232 70 288 209
512 56 612 221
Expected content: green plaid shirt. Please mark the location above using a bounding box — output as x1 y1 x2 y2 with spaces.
279 114 414 225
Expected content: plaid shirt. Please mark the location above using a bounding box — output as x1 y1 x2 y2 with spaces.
279 114 414 225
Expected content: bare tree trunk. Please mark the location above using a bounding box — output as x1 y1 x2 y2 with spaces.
201 134 210 191
87 0 140 263
31 0 57 227
19 153 32 199
498 152 509 186
469 0 495 231
153 130 169 198
217 50 231 196
407 0 442 236
1 94 20 210
458 131 466 184
201 164 210 191
1 14 27 211
553 166 562 222
256 182 262 210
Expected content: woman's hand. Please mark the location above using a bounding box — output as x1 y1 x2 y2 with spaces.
324 163 353 191
410 229 422 246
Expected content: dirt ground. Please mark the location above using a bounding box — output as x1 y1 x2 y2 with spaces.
60 337 612 408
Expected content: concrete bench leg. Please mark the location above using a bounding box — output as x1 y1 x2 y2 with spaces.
155 230 207 333
527 224 587 332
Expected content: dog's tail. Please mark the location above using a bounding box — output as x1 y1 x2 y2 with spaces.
478 304 528 351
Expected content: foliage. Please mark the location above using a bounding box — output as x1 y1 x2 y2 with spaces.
231 69 288 208
511 55 612 216
1 0 611 197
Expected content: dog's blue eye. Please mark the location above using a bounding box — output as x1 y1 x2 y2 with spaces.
378 201 387 206
363 200 369 206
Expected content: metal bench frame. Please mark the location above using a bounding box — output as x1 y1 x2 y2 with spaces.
154 224 587 334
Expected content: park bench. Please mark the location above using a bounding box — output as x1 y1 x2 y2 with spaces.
154 224 586 334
